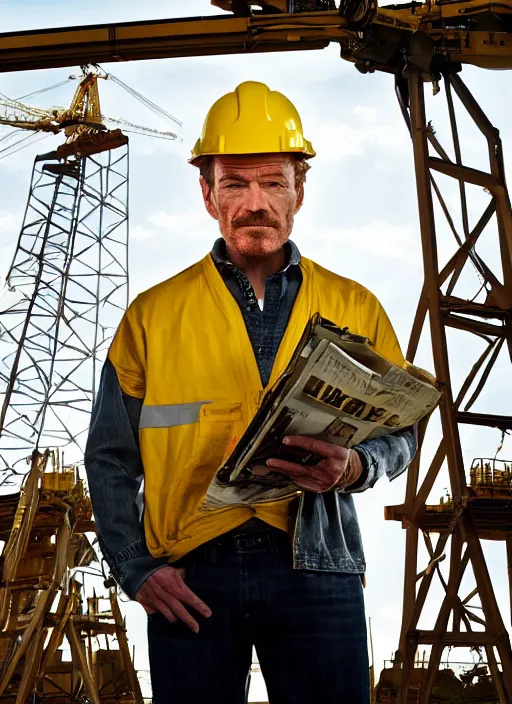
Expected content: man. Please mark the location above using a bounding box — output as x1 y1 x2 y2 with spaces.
85 81 417 703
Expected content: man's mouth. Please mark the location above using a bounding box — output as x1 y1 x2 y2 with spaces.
234 223 278 230
237 224 274 228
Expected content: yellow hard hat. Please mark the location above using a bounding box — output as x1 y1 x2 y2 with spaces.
190 81 315 164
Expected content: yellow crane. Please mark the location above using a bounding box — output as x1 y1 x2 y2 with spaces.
0 67 180 476
0 0 511 71
0 69 179 160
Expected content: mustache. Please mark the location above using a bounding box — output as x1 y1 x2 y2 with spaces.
232 213 280 229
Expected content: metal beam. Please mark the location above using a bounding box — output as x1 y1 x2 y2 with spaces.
415 630 498 646
1 5 512 74
0 12 343 73
456 412 512 430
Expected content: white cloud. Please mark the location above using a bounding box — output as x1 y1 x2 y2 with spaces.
148 208 216 241
310 116 411 161
0 212 17 232
315 221 422 265
130 224 155 242
353 105 379 123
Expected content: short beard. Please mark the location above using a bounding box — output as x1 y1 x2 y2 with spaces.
227 226 292 260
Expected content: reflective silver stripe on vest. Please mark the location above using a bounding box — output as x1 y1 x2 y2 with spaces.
139 401 211 429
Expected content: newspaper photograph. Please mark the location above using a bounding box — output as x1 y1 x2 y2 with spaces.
202 315 441 509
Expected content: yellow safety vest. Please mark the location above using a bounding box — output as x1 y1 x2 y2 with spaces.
108 253 404 562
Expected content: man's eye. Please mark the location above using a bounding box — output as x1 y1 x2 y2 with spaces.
268 182 283 188
225 183 241 189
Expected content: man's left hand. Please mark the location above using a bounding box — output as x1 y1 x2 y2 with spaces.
266 435 363 493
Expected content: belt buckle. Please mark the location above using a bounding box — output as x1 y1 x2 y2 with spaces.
234 532 267 552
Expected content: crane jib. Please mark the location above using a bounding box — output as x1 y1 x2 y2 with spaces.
0 3 511 74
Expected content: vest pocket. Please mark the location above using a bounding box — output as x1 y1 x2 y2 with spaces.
191 401 245 471
141 401 246 544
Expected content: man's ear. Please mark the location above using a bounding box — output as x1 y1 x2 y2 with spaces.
200 176 219 221
295 182 305 214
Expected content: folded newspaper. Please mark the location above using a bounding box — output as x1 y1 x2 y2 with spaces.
202 314 440 509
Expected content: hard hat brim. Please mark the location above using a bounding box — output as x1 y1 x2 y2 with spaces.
189 147 316 166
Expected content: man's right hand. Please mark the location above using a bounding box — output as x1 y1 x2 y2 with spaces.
136 565 212 633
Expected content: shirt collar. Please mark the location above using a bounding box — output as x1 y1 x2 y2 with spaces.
211 238 301 273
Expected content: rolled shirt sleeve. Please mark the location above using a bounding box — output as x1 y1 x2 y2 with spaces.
346 426 418 494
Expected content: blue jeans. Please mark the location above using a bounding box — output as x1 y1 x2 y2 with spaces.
147 524 369 703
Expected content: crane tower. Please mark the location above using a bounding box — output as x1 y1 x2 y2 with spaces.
0 72 129 477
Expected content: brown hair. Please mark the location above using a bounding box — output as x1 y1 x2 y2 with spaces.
198 155 311 190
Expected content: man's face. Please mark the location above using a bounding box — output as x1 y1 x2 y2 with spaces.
200 154 303 259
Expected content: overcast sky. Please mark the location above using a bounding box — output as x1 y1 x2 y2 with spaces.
1 1 511 700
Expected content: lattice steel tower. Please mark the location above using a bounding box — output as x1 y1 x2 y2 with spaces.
375 69 512 704
0 72 129 477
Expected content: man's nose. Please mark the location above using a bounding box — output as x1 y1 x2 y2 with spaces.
244 183 267 212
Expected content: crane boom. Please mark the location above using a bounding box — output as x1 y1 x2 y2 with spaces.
0 1 512 75
0 95 60 132
0 74 179 142
0 75 104 133
102 116 178 140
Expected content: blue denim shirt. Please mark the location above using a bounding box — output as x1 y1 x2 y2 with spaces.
211 238 302 387
85 240 417 599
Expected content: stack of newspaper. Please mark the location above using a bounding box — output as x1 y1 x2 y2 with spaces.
202 314 440 509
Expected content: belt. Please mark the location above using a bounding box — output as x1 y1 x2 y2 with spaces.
190 519 291 558
235 517 276 533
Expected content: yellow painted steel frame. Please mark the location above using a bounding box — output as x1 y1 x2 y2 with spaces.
384 69 512 703
0 1 512 73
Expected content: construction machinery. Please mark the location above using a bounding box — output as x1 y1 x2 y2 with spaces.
0 449 143 704
0 0 511 701
375 652 503 702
